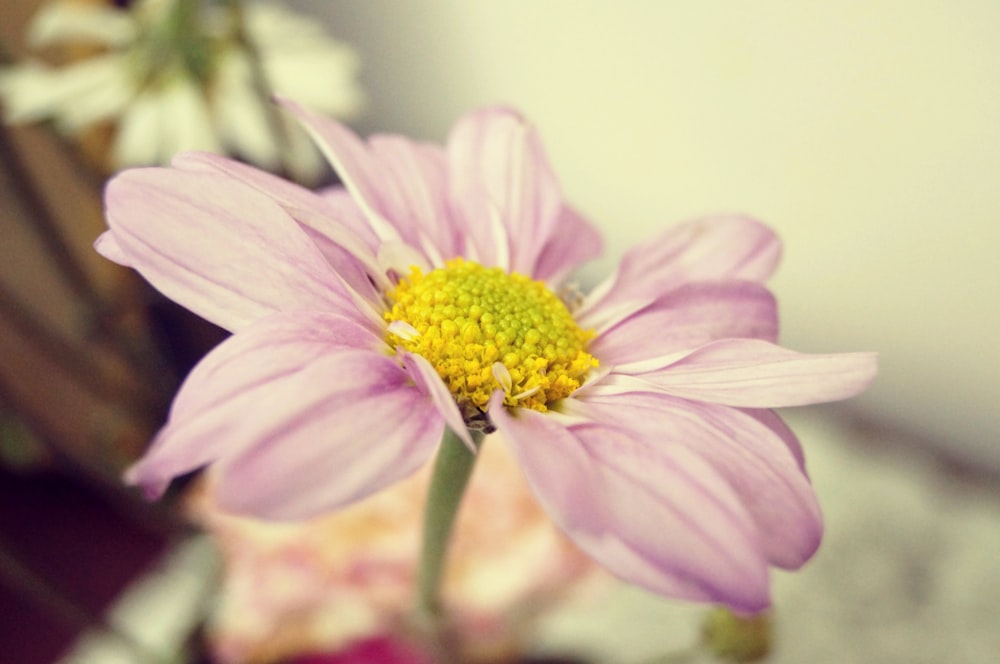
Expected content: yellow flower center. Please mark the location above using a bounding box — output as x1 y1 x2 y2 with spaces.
384 258 597 419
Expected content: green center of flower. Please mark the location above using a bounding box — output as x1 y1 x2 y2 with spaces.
384 258 597 416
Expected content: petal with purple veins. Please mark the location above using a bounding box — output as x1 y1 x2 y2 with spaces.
590 281 778 364
578 216 781 328
569 391 823 569
105 168 360 331
616 339 878 408
490 394 771 612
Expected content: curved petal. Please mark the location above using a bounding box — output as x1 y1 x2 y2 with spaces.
590 281 778 366
213 352 443 520
94 230 131 266
281 98 465 266
277 97 404 244
172 152 384 298
368 135 463 259
578 216 781 329
569 392 822 569
104 167 360 331
617 339 878 408
125 311 386 498
127 310 441 520
490 395 771 611
533 204 604 285
316 186 382 251
446 107 563 274
402 352 474 450
740 407 806 471
170 152 372 242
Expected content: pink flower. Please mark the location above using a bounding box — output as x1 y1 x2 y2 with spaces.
100 101 877 612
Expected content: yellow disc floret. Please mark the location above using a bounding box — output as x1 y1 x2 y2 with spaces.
384 258 597 415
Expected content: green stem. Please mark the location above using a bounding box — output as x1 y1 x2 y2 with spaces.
416 426 482 622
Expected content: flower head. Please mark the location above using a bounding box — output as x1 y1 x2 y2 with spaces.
100 100 877 612
0 0 363 180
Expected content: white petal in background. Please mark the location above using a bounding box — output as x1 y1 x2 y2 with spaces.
26 0 136 48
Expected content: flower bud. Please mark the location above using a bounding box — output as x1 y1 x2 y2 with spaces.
700 607 772 662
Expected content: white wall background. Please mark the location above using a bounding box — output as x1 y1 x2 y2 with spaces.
300 1 1000 469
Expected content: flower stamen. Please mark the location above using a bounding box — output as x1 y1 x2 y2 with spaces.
384 258 598 415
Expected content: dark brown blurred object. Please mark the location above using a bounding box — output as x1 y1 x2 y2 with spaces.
0 3 222 660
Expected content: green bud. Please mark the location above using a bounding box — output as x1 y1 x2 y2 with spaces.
700 607 772 662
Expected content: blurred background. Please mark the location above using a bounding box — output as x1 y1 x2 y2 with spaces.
1 1 998 662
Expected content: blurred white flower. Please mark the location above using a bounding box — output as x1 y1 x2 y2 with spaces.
0 0 363 181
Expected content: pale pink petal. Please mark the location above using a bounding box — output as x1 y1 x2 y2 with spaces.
282 99 465 265
93 230 131 266
317 186 382 250
124 311 387 498
402 352 475 450
171 151 334 226
368 135 463 259
571 392 822 569
213 358 442 520
104 168 360 332
532 204 604 285
578 216 781 328
288 210 382 305
172 152 384 287
446 107 563 274
618 339 878 408
590 281 778 366
740 407 806 470
278 97 405 244
490 394 771 611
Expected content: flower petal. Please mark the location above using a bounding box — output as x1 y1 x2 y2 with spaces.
127 311 441 520
124 311 385 498
278 97 404 244
283 99 466 266
740 407 806 470
213 362 442 521
532 204 604 285
368 135 463 260
402 352 475 450
446 107 563 274
27 1 135 48
171 152 385 300
168 152 340 231
570 392 823 569
104 167 361 331
93 230 131 266
578 216 781 328
590 281 778 365
490 394 770 611
617 339 878 408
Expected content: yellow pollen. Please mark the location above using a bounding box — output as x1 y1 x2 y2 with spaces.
384 258 597 414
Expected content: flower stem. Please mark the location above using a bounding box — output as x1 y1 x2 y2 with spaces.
416 426 482 622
